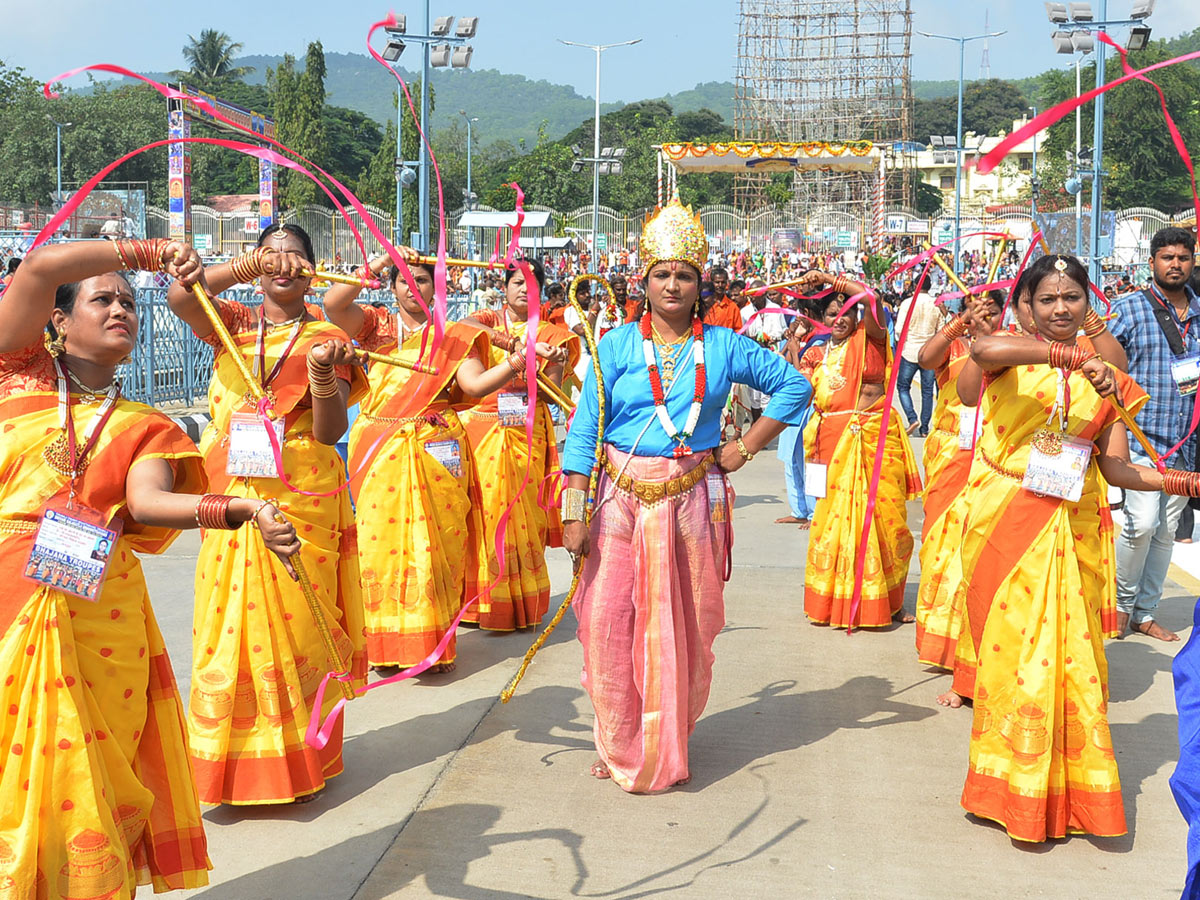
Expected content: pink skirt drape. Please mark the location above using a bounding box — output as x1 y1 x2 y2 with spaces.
572 445 732 792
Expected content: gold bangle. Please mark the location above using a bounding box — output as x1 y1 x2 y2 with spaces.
735 437 755 461
561 487 586 522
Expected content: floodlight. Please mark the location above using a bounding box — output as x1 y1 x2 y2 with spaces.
612 148 627 159
397 166 416 186
1045 2 1069 23
455 17 478 38
571 144 583 156
451 46 473 68
600 147 614 158
385 15 407 34
1069 3 1093 21
929 135 944 148
432 16 454 35
1071 31 1095 53
1130 0 1155 20
1126 26 1152 51
571 159 586 173
382 39 406 62
1077 146 1094 164
430 44 452 67
1065 176 1083 194
1051 31 1075 53
611 162 623 175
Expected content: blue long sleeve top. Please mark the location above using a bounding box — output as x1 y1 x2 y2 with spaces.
561 322 812 476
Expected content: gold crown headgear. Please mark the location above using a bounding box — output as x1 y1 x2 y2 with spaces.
639 196 708 278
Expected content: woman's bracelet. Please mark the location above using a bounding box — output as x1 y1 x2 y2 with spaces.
195 494 237 530
491 332 518 353
113 239 168 272
1046 341 1098 371
229 247 277 284
561 487 586 523
1164 470 1200 498
1083 307 1107 339
307 357 340 398
939 315 969 341
507 351 527 375
830 275 862 297
735 437 755 462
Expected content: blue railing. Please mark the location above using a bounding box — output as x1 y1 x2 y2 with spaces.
118 288 483 407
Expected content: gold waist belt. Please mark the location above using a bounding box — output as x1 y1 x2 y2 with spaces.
979 449 1024 482
0 518 38 535
359 411 452 428
602 453 714 506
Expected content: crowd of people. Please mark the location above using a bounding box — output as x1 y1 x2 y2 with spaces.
1 199 1198 897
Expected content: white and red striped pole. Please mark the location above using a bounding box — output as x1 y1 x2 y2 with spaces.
872 151 886 253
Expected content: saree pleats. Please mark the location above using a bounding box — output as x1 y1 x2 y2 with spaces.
573 446 731 793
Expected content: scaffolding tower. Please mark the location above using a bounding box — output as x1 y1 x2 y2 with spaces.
734 0 914 218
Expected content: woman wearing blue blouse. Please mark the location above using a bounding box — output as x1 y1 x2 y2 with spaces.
560 198 811 792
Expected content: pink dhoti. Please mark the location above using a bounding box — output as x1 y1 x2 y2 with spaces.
573 445 733 793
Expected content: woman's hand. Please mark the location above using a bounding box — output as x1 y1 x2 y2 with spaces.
715 441 747 474
966 294 998 337
262 250 314 280
162 241 204 288
533 341 568 364
255 502 302 581
563 520 590 567
309 339 358 368
1081 356 1118 398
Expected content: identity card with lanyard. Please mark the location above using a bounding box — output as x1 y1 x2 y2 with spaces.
1148 283 1200 396
227 313 305 477
1023 368 1092 503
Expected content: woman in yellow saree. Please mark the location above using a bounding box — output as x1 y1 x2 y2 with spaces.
460 259 581 631
801 275 922 629
958 253 1193 842
322 251 569 669
914 292 1000 683
166 224 369 806
0 239 299 896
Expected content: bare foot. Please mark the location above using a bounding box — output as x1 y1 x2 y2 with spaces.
936 690 965 709
796 519 811 530
775 515 804 524
430 661 457 673
892 609 916 625
906 421 920 435
1134 619 1180 642
673 774 692 786
294 789 323 804
1115 611 1130 639
371 664 401 678
590 759 611 780
1178 538 1194 544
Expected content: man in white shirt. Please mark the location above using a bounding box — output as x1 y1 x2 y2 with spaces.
894 289 943 436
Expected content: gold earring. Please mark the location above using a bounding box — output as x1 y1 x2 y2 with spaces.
46 334 66 357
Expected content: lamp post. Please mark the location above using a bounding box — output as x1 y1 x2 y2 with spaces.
917 29 1006 277
1048 0 1156 287
460 110 478 289
559 38 641 275
1029 106 1039 216
45 115 72 205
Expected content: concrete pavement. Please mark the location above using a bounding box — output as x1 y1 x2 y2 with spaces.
144 450 1191 900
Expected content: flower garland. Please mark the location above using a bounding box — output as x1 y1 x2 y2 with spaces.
642 311 705 457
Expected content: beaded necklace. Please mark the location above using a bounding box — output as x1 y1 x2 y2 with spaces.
641 312 705 457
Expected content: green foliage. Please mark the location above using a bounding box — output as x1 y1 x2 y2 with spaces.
914 181 944 216
177 30 255 85
862 252 896 284
912 79 1029 142
269 42 327 209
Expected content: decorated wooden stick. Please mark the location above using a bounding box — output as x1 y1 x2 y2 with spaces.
416 255 501 269
306 269 383 289
984 235 1010 286
745 275 818 297
356 348 440 376
1109 399 1163 469
191 283 267 406
929 253 977 299
534 374 575 413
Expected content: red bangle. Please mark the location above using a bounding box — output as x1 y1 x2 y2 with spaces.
1163 470 1200 497
1083 308 1107 339
195 494 237 530
939 316 968 341
1046 341 1095 370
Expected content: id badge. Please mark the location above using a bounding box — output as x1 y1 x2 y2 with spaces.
958 409 983 450
497 392 528 428
424 439 463 478
707 471 728 523
1022 430 1092 502
1171 354 1200 396
805 462 828 499
24 504 122 602
227 412 285 478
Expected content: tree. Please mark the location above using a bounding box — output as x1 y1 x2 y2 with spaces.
913 78 1029 142
914 181 944 216
269 42 327 210
178 30 255 84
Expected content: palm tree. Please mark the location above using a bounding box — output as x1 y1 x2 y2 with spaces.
179 30 255 83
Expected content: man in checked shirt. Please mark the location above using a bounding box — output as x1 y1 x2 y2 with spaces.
1110 226 1199 641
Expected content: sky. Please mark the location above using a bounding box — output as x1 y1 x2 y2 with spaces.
5 0 1200 102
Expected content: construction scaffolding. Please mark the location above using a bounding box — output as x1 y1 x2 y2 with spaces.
734 0 914 220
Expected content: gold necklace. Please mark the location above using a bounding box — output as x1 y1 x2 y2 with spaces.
264 311 306 330
67 368 117 403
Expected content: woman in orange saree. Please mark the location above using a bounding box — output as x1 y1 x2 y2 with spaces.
459 259 581 631
165 224 370 806
914 291 1000 685
957 253 1193 842
801 275 922 629
323 251 569 669
0 240 300 896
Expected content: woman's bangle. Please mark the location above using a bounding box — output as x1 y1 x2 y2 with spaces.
830 275 862 297
507 352 526 375
229 247 277 284
1046 341 1097 371
114 239 168 272
561 487 586 523
307 357 340 398
247 499 271 529
735 437 755 462
195 494 237 530
1083 307 1107 339
939 316 969 341
491 333 518 353
1164 470 1200 498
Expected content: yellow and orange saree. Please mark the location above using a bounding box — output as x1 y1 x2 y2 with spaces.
187 301 368 806
0 341 211 897
347 310 490 667
803 329 922 628
460 312 580 631
958 361 1146 841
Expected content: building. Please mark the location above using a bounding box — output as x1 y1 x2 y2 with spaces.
915 117 1042 212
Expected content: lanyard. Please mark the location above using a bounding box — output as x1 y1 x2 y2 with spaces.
253 313 306 390
1148 283 1194 343
53 358 120 496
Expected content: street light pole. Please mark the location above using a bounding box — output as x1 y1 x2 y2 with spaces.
1089 0 1108 290
460 110 478 288
1075 57 1084 258
1029 106 1039 217
45 116 72 204
419 0 432 251
917 30 1006 277
559 38 641 275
